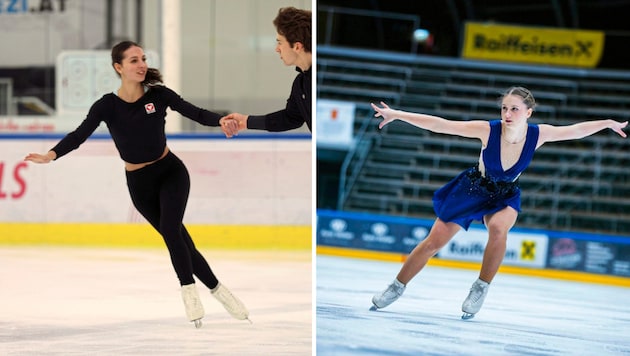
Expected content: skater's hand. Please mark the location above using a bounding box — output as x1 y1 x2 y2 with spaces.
24 151 56 164
610 120 628 138
371 102 398 129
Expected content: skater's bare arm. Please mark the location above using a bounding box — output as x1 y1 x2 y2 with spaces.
24 151 57 164
538 120 627 147
372 102 489 140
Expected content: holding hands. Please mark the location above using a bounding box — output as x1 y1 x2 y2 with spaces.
219 113 248 138
219 116 239 138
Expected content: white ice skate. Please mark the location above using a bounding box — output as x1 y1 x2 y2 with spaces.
211 282 250 322
461 278 490 320
181 283 205 328
370 279 406 311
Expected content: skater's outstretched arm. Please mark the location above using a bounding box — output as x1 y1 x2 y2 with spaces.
371 102 489 141
538 119 627 147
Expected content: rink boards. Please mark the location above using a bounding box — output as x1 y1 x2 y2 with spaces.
0 135 311 250
317 209 630 287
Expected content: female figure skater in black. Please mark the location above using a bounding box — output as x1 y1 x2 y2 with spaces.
25 41 248 328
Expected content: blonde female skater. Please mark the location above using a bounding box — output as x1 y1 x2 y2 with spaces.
370 86 627 319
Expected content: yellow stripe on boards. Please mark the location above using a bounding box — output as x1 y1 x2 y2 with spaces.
317 246 630 288
317 245 406 262
0 223 311 250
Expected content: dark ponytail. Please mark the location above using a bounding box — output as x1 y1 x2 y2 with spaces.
143 67 163 86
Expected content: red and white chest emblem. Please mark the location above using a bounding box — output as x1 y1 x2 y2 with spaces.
144 103 156 114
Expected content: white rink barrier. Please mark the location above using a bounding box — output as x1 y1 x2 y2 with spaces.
1 135 312 226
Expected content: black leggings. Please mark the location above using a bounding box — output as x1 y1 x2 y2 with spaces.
125 151 219 288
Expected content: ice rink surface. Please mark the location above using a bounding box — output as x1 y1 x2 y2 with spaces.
0 247 312 355
316 255 630 356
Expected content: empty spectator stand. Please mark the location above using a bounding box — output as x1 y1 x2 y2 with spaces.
318 45 630 235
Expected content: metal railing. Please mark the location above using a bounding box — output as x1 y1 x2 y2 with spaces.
336 111 378 210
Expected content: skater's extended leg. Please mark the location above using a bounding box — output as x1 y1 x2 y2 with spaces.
479 207 517 283
462 208 517 319
372 219 459 310
180 225 249 321
397 219 460 284
181 225 219 289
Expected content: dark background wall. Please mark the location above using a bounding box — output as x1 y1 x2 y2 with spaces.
317 0 630 70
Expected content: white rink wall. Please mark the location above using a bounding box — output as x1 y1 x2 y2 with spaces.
1 136 311 225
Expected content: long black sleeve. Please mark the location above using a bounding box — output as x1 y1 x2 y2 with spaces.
247 67 311 132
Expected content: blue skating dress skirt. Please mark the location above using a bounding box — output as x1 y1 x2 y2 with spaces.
432 166 520 230
432 120 539 230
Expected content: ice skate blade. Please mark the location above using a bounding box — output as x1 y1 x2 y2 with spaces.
369 305 378 311
193 319 203 328
461 313 475 320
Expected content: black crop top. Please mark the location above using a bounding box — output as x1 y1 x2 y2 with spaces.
51 85 222 163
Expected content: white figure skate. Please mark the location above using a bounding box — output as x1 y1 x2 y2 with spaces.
211 282 250 322
370 279 406 311
181 283 205 328
461 278 490 320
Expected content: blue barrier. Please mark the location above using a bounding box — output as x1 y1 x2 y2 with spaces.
317 209 630 278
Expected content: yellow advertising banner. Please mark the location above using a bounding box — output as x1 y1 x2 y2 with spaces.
462 22 605 68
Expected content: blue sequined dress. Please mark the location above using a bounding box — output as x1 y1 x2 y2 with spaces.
432 120 539 230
